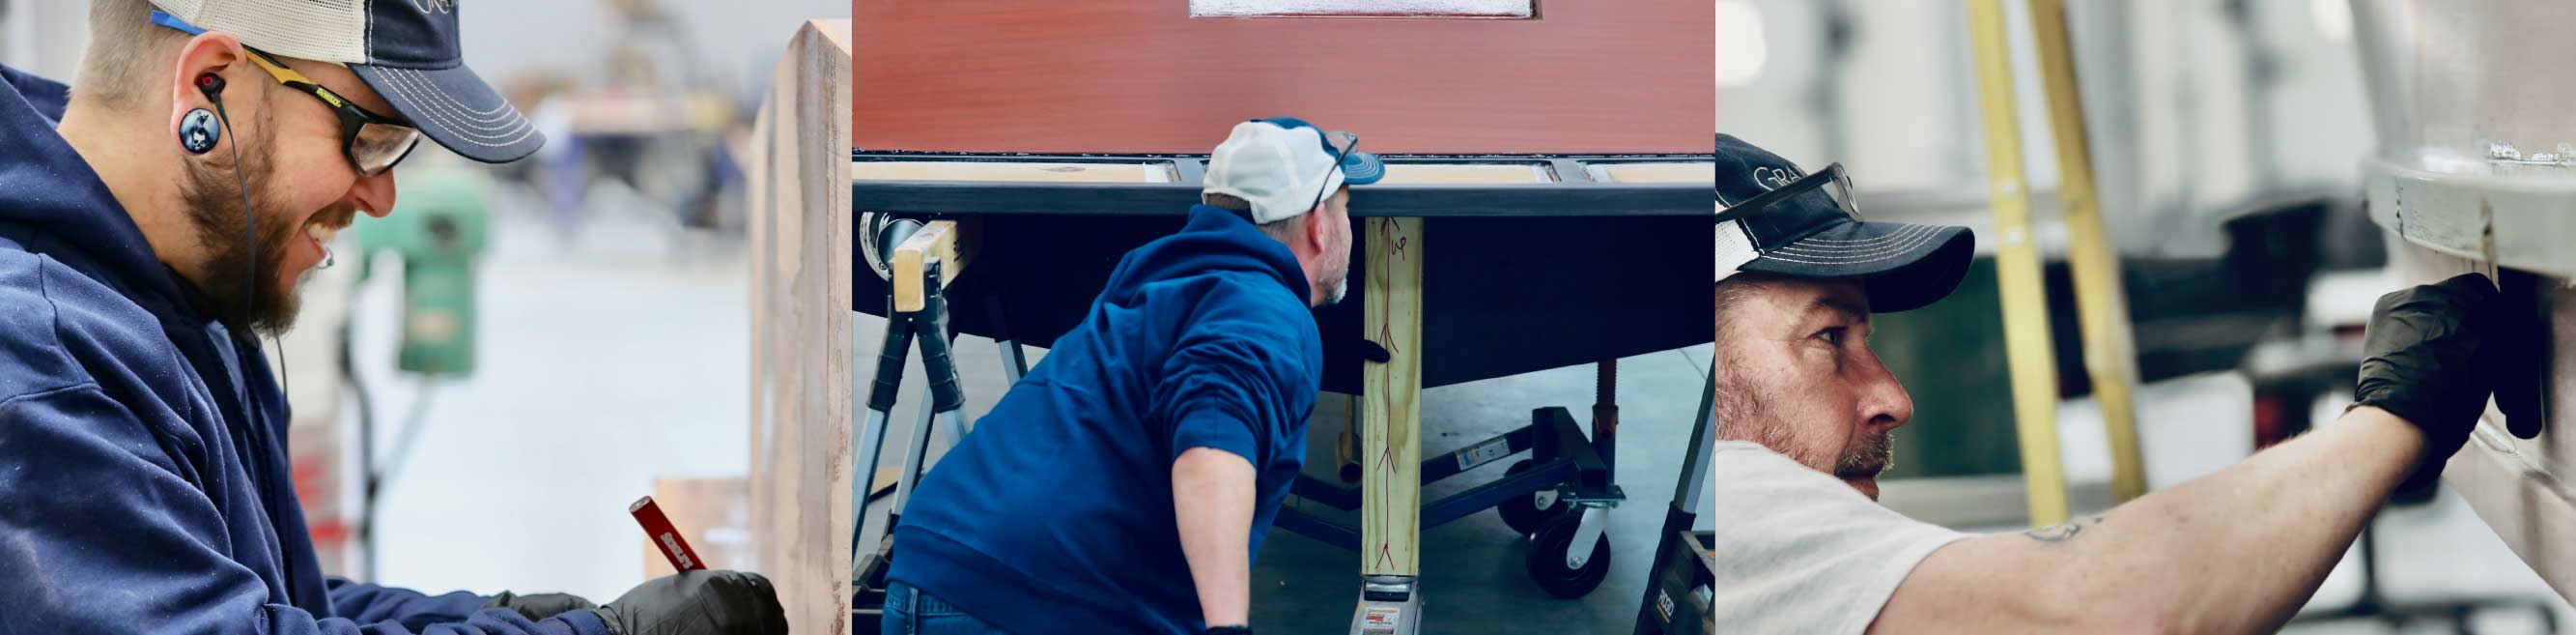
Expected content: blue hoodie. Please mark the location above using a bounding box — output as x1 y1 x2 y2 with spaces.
889 205 1324 635
0 67 609 635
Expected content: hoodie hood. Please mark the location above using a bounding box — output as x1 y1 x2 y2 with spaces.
1097 205 1313 307
0 66 206 325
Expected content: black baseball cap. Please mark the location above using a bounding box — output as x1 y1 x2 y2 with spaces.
1713 134 1973 313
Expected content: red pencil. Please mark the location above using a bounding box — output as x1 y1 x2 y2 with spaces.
631 496 706 571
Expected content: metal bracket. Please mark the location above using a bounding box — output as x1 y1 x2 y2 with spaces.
1350 576 1425 635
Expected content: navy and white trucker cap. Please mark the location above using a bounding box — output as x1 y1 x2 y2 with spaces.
149 0 543 163
1204 116 1385 223
1713 134 1973 313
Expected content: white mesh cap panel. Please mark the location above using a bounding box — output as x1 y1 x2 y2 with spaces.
152 0 370 64
1714 218 1759 282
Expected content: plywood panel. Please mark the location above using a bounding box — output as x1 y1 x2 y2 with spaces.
1188 0 1533 18
853 161 1177 183
851 0 1713 155
1596 162 1717 184
747 19 855 635
1360 217 1425 576
1376 163 1551 185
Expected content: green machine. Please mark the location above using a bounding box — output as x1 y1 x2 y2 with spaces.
357 167 489 377
348 165 492 578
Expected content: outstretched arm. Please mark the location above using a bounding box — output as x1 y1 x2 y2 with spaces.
1874 273 2501 635
1873 406 2419 634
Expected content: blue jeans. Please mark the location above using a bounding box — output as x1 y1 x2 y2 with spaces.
882 582 1011 635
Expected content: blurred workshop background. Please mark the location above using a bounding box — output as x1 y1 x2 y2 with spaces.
1 0 836 603
1718 0 2570 633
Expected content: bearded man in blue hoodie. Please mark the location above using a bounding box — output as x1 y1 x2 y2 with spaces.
0 1 781 634
881 117 1379 635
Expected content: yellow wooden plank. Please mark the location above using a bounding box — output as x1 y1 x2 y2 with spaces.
1361 216 1426 577
2027 0 2146 503
1967 0 2070 527
1594 162 1715 184
1375 163 1552 185
890 220 962 313
853 161 1176 183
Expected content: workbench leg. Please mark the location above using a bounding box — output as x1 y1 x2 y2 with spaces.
1353 217 1425 634
892 383 939 517
997 340 1028 386
1361 216 1424 577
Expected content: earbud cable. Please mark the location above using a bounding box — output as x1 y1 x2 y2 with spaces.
209 99 292 404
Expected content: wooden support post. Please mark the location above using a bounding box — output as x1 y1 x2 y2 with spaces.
2026 0 2148 504
1966 0 2071 528
1362 216 1426 577
890 219 965 313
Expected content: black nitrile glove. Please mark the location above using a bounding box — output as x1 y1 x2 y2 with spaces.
590 570 788 635
482 591 598 621
2353 272 2501 492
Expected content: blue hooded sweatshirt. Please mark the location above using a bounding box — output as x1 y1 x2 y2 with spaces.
889 205 1324 635
0 67 610 635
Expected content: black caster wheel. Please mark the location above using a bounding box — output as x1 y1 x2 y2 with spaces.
1525 510 1611 598
1497 459 1570 535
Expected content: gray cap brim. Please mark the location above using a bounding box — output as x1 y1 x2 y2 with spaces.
350 62 544 163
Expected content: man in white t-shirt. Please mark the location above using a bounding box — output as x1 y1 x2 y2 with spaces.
1708 134 2505 634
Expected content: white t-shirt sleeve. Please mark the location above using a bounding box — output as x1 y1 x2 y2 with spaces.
1706 441 1968 635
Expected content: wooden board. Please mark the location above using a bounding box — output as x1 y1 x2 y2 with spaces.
1361 216 1425 576
1188 0 1534 18
747 19 854 635
851 0 1712 155
642 477 753 579
853 161 1177 183
1594 162 1717 184
1377 163 1552 185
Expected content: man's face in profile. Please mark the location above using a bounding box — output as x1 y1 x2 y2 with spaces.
1712 275 1916 500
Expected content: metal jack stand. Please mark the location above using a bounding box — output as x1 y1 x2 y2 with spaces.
850 219 972 632
1351 575 1425 635
1635 383 1715 635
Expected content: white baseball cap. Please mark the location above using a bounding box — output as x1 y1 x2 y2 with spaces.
1203 117 1384 223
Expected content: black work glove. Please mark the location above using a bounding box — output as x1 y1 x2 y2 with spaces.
483 591 599 621
589 570 788 635
2352 272 2501 492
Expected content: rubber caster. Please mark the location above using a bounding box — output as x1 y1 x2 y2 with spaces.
1525 510 1611 598
1496 459 1569 535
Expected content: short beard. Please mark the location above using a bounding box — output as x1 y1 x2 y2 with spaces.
1320 259 1349 305
1835 426 1895 480
1710 360 1794 453
178 115 303 336
1711 345 1898 481
1315 231 1351 305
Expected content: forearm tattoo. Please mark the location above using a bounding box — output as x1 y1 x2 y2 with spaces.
2023 514 2105 543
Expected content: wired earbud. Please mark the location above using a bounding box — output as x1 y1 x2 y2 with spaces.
192 69 295 396
180 109 220 155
